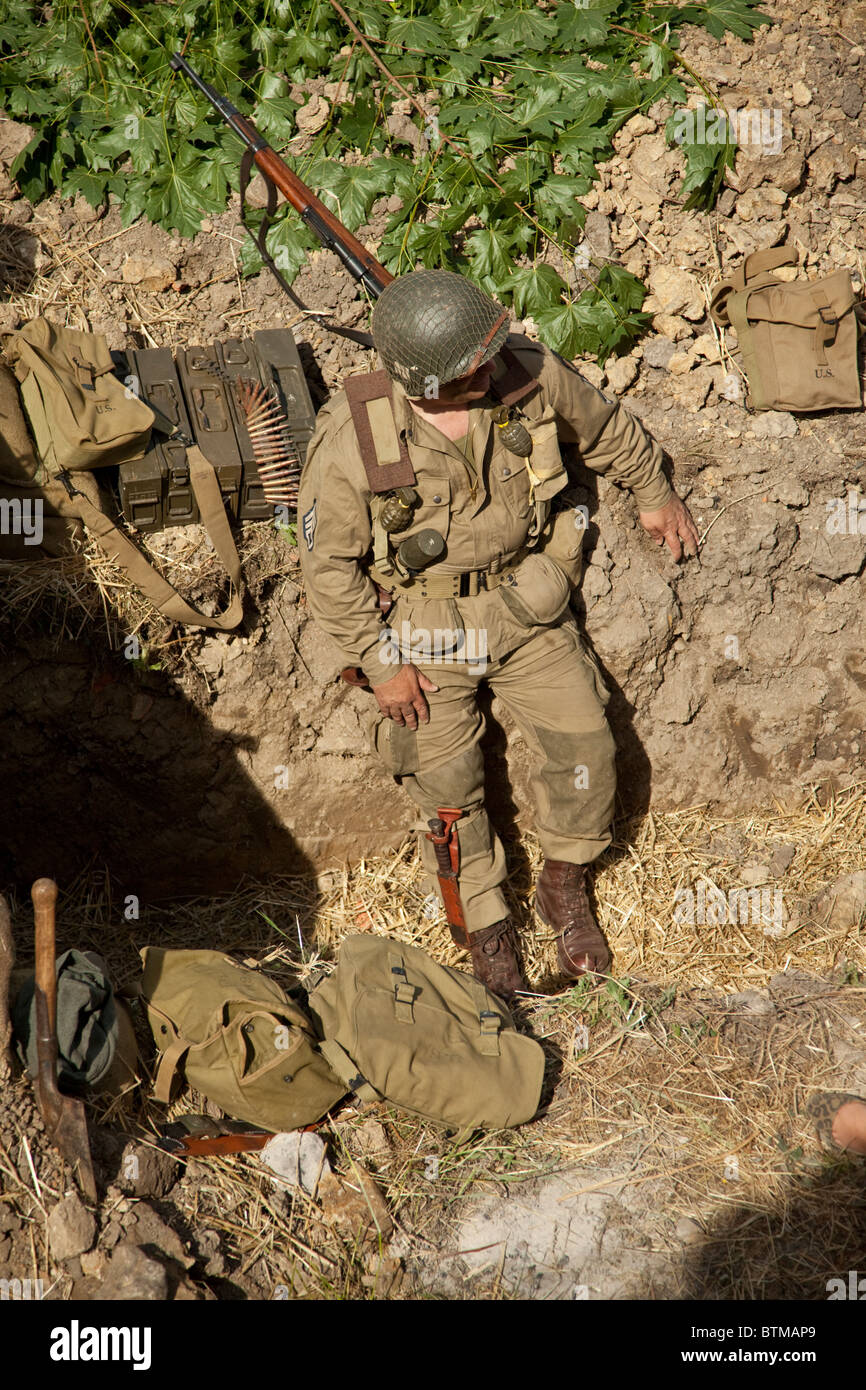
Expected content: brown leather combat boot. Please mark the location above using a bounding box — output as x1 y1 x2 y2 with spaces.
534 860 611 977
469 919 528 1001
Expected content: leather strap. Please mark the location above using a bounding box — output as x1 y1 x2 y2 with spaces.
67 446 244 630
344 370 415 494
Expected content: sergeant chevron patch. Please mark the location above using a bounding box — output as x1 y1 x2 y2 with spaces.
302 499 318 550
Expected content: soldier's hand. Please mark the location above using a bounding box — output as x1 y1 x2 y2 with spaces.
639 492 700 561
371 664 439 728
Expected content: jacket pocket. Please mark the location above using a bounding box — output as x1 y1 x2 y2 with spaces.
496 552 572 627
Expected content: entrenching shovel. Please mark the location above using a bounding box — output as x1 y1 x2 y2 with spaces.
32 877 97 1203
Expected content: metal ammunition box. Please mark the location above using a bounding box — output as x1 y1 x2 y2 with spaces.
118 348 199 534
115 329 317 534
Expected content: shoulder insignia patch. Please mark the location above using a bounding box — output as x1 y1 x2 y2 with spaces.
302 499 317 550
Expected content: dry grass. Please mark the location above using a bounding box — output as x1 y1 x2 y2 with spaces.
4 786 864 1300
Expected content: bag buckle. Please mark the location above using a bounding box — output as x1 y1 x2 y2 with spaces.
818 306 837 325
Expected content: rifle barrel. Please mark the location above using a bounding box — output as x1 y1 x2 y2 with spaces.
170 52 393 298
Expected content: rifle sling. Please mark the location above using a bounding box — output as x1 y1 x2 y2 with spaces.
239 147 375 349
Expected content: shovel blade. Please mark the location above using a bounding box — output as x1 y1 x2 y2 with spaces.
46 1096 97 1204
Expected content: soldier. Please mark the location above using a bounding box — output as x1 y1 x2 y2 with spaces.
298 270 699 999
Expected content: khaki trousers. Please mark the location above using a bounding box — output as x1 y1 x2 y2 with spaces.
370 619 616 932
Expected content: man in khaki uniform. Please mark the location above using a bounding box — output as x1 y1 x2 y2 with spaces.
299 271 699 998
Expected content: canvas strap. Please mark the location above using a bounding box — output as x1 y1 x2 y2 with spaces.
389 952 416 1024
317 1038 380 1106
809 285 840 367
153 1030 190 1103
66 445 244 630
471 981 502 1057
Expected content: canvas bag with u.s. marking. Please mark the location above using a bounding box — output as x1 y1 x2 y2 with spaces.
709 240 863 412
308 934 545 1131
4 318 244 628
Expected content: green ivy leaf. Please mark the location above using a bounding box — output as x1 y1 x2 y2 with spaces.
318 159 395 228
508 263 567 318
386 16 448 54
485 8 557 52
253 96 299 144
142 147 225 239
679 1 771 40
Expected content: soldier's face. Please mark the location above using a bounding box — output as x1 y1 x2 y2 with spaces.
436 359 496 404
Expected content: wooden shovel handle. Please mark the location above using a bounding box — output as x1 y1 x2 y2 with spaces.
32 878 58 1037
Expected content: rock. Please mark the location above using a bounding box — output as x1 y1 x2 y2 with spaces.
690 334 719 362
773 149 807 194
791 82 812 107
736 186 788 221
125 1203 195 1270
80 1249 106 1279
625 113 656 136
840 81 863 118
48 1194 96 1264
725 990 774 1016
810 872 866 930
769 844 796 877
261 1131 331 1194
642 337 676 370
583 209 615 261
318 1168 393 1243
652 313 693 341
121 255 176 292
385 112 427 155
646 265 705 321
666 352 693 376
809 531 865 582
341 1118 391 1160
0 117 36 165
192 1229 225 1277
808 143 857 194
99 1244 169 1301
739 863 772 887
668 364 713 412
605 356 639 394
770 480 809 508
750 412 798 440
579 361 606 390
295 95 329 135
674 1216 704 1245
244 171 284 210
116 1141 179 1200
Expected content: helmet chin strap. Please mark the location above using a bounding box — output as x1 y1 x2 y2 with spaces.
461 309 510 378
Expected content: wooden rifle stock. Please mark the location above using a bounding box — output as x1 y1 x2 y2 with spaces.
170 53 393 300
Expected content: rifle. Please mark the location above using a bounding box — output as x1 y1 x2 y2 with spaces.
170 53 393 342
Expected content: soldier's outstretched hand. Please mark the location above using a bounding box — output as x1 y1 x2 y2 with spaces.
372 664 440 728
639 492 700 561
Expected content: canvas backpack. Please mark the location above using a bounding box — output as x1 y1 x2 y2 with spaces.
137 947 347 1132
308 935 545 1131
2 319 244 628
709 242 863 412
138 938 545 1135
